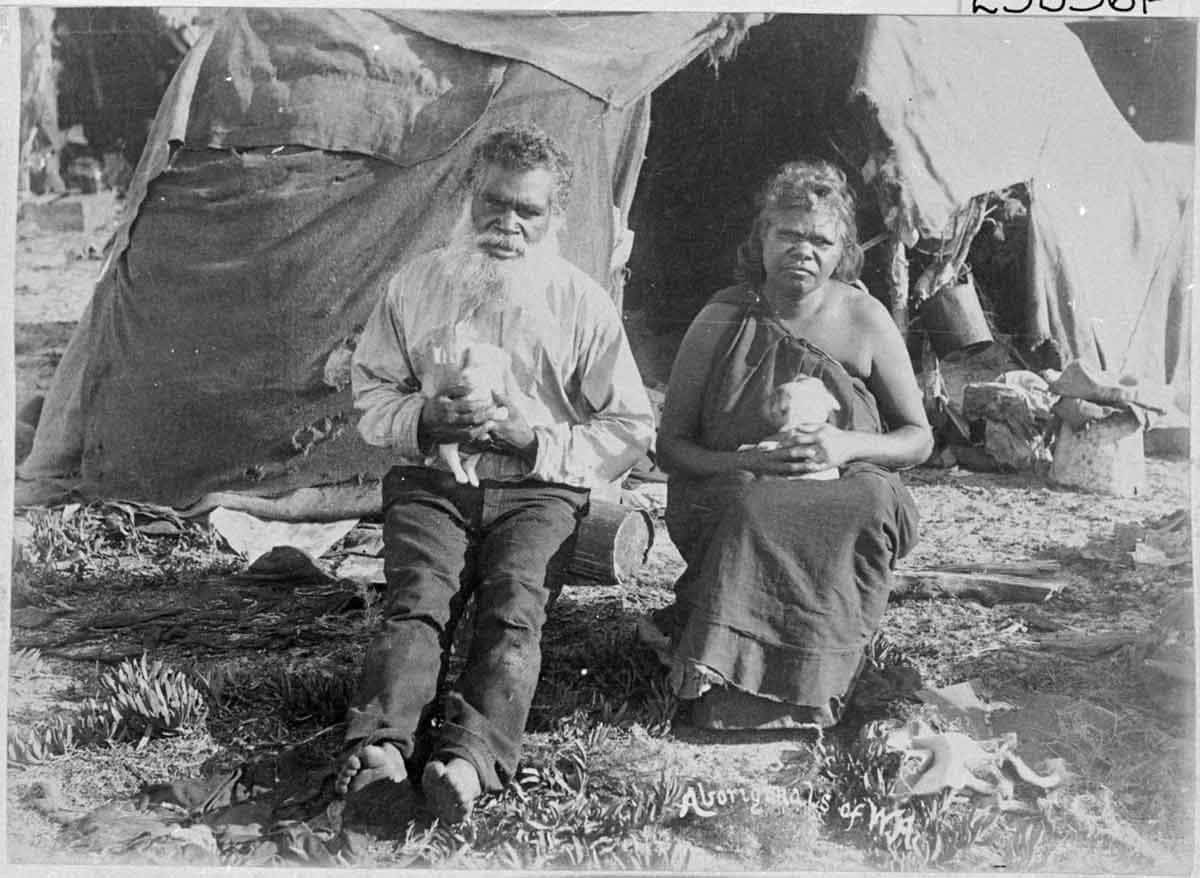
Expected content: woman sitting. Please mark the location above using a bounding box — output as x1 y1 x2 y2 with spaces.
655 160 933 729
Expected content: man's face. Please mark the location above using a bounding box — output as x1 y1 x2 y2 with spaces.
469 163 557 260
760 206 844 296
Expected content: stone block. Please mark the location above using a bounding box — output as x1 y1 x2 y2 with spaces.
1050 412 1145 497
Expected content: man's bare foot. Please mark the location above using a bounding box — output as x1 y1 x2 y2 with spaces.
333 741 407 796
421 757 482 823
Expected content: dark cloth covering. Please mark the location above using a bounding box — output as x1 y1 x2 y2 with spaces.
665 285 918 722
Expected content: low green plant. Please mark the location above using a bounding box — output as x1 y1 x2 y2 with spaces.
192 662 246 711
22 502 232 575
10 647 48 678
864 630 906 669
531 618 679 736
353 578 384 632
815 725 1001 869
994 816 1051 870
8 654 208 764
8 713 82 764
394 733 689 870
25 506 108 569
99 654 209 745
271 666 356 726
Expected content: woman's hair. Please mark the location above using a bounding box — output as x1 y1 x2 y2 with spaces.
734 159 864 287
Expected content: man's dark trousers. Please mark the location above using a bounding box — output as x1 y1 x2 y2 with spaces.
344 466 588 792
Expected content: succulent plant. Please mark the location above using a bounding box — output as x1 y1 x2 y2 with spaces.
99 654 208 745
272 666 356 726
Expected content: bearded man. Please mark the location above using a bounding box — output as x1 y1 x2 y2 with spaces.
336 124 654 822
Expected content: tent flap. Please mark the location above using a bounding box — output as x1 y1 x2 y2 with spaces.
18 11 1194 515
383 11 727 109
855 15 1193 390
22 52 633 509
185 9 507 167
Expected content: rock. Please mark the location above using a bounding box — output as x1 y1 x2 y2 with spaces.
962 381 1051 470
242 546 333 583
1049 412 1145 497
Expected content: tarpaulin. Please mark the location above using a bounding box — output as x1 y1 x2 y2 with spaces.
20 12 643 508
385 10 726 110
185 9 507 168
855 16 1193 392
19 12 1192 516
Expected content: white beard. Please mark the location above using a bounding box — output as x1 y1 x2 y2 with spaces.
442 202 564 323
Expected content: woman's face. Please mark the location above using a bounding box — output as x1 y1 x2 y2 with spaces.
760 206 844 297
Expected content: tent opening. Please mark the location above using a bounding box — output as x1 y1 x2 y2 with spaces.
624 14 886 343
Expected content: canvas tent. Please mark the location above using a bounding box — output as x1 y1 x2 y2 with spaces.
17 10 1193 519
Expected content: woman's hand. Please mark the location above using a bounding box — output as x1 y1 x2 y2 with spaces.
740 425 857 477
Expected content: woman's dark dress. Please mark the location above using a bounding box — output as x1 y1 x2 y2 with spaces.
665 285 919 725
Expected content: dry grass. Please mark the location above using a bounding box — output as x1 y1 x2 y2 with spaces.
6 459 1195 870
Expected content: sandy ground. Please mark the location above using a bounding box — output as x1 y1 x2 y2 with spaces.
14 195 118 324
13 195 120 425
8 189 1196 871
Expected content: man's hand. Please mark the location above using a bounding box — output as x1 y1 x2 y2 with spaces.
487 390 538 466
418 385 497 451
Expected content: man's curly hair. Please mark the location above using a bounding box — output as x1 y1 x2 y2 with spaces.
465 123 575 213
735 160 864 288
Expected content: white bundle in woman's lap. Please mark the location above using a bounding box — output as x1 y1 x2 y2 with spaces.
739 376 841 480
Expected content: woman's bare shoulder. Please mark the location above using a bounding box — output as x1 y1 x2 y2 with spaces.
838 281 896 332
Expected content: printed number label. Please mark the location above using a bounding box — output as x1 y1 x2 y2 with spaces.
973 0 1161 12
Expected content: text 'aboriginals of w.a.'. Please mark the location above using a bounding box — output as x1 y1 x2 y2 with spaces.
676 782 833 819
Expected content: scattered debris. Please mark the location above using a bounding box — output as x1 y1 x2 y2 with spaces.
961 376 1054 471
892 561 1065 605
42 750 357 866
1047 360 1172 416
10 606 71 629
883 719 1065 803
1031 630 1143 658
333 555 385 585
915 680 1012 737
1138 591 1195 717
1078 508 1191 568
328 524 384 559
179 483 381 523
207 507 359 565
322 334 359 391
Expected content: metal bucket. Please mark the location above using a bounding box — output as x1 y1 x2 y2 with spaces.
920 273 993 358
